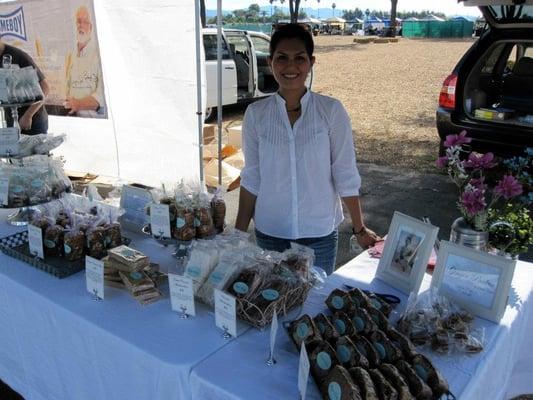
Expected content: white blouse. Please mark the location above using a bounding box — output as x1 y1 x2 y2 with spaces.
240 91 361 240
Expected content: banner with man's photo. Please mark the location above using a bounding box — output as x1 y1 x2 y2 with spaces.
0 0 107 118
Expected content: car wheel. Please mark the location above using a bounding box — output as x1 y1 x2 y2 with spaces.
204 107 216 123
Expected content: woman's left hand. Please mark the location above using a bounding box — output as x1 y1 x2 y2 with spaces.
355 226 381 249
19 114 32 131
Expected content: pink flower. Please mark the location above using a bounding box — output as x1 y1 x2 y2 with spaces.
460 188 486 215
465 152 497 169
495 175 523 199
444 130 471 148
469 177 487 190
436 156 448 168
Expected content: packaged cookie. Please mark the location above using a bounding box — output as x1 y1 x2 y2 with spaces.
350 336 380 368
395 360 433 400
349 367 379 400
320 365 361 400
86 226 107 259
173 206 195 241
331 312 357 337
108 245 149 270
326 289 356 315
288 314 322 349
368 330 403 364
333 336 369 370
64 229 85 262
211 195 226 233
386 327 418 360
379 364 413 400
195 206 215 239
350 307 379 336
104 222 122 249
309 341 339 385
44 224 64 257
119 270 155 294
314 313 340 343
226 265 264 301
411 354 450 398
368 369 398 400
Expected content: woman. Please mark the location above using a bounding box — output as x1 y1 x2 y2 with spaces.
235 24 379 274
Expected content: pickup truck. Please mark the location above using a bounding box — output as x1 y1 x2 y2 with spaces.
203 28 278 120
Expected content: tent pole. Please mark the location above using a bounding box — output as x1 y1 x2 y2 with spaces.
194 0 205 187
216 0 223 186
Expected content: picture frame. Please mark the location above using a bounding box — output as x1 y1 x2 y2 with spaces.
376 211 439 295
431 241 516 323
119 184 154 232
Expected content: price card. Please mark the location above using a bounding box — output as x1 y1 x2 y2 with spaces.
298 342 310 400
270 309 279 360
169 274 196 317
214 289 237 338
0 127 20 156
0 177 8 206
85 256 104 300
150 203 171 238
27 224 44 259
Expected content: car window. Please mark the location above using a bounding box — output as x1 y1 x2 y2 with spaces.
488 5 533 22
250 36 270 57
226 35 251 63
203 35 232 61
481 43 506 73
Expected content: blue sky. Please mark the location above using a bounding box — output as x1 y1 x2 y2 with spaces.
205 0 482 16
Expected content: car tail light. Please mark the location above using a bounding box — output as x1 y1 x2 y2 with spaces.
439 73 457 110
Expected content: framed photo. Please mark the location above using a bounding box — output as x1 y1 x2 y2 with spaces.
119 184 154 232
431 241 516 323
376 212 439 295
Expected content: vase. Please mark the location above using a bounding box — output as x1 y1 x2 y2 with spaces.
450 217 489 251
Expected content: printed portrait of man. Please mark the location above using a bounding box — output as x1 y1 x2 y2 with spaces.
64 4 106 118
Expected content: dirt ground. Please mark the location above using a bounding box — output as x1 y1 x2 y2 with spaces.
218 36 475 172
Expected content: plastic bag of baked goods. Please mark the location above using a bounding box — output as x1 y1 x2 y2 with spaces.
194 192 216 239
197 249 248 307
210 187 226 233
183 241 220 293
172 187 195 241
397 289 484 354
225 255 273 301
63 213 86 262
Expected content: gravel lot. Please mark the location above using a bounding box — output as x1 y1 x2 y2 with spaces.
219 36 475 172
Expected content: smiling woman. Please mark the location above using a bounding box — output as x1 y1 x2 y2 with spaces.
235 23 380 274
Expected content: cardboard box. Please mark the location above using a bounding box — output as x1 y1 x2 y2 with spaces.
227 125 242 148
204 158 241 191
224 149 244 170
203 124 216 144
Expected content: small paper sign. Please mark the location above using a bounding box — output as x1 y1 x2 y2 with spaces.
86 256 104 300
169 274 196 317
298 342 310 400
0 177 8 206
270 309 279 360
0 127 20 156
27 224 44 259
150 203 171 238
214 289 237 338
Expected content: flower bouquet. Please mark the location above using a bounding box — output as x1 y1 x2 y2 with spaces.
436 131 532 256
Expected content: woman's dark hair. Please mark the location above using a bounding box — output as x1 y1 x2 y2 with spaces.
269 23 314 58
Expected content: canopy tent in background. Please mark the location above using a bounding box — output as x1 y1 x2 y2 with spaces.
0 0 202 186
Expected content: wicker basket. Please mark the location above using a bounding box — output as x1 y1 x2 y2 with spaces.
236 282 313 329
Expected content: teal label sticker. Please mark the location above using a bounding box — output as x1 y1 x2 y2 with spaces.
353 317 365 332
414 364 429 382
373 342 386 360
187 266 201 279
261 289 279 301
12 185 24 194
337 344 351 363
334 319 346 335
233 281 249 295
64 244 72 254
331 295 344 310
328 382 342 400
194 217 201 227
44 239 55 249
356 343 367 357
130 271 143 280
296 322 309 339
371 298 382 309
210 271 223 285
176 217 186 228
317 322 326 334
31 179 44 189
121 249 136 258
316 351 332 370
105 236 111 246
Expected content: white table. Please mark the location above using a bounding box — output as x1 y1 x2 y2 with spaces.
0 210 251 400
190 252 533 400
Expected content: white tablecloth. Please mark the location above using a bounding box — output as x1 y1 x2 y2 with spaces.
190 253 533 400
0 211 251 400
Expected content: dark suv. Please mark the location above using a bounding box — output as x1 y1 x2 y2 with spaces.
437 0 533 156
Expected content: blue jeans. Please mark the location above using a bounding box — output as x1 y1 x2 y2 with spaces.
255 229 338 275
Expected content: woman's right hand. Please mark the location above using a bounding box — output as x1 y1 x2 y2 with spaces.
356 226 381 249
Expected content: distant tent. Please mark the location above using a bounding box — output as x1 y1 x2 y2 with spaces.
420 14 445 22
325 16 346 23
